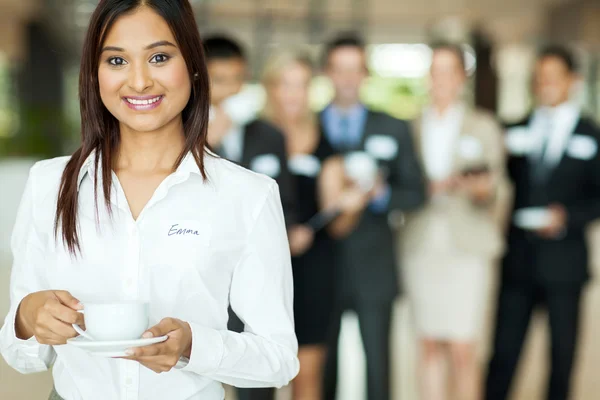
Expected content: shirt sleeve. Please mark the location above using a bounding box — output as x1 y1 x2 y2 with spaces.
179 182 299 388
0 163 56 374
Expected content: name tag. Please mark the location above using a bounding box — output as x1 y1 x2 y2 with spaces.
365 135 398 160
168 224 201 237
458 135 483 160
505 127 535 156
288 154 321 177
165 221 210 245
250 154 281 178
567 134 597 160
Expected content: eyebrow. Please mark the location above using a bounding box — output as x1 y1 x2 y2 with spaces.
101 40 177 53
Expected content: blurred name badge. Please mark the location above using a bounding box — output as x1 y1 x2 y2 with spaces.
505 127 534 156
567 134 597 160
458 135 483 161
250 154 281 178
288 154 321 178
365 135 398 161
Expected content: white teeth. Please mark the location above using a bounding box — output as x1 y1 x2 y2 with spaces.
126 96 161 105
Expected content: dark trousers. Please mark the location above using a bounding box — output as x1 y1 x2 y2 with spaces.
323 299 393 400
485 283 583 400
228 307 276 400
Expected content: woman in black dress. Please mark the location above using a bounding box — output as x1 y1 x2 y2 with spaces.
261 49 370 400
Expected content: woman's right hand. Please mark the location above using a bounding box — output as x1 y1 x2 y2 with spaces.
337 184 371 214
15 290 84 345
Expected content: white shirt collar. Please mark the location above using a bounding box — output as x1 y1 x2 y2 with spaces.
77 149 212 189
424 103 465 123
530 101 580 165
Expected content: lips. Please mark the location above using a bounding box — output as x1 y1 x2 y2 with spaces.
123 95 164 111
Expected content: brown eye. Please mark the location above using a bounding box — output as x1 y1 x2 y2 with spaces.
150 54 170 64
108 57 127 66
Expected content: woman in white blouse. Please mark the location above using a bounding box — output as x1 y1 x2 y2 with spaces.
0 1 299 399
400 43 508 400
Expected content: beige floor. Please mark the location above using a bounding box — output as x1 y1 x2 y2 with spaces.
2 232 600 400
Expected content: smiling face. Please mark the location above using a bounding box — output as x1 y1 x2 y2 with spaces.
325 46 368 106
268 61 312 122
429 48 466 107
534 55 575 108
207 58 246 106
98 6 192 134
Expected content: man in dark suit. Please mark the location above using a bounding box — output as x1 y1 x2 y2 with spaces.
485 45 600 400
204 36 299 400
320 34 426 400
203 36 296 227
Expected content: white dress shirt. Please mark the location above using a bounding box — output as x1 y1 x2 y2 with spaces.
421 104 465 181
0 151 299 400
220 124 245 163
528 101 580 168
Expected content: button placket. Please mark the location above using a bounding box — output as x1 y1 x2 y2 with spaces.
124 222 141 297
122 360 139 400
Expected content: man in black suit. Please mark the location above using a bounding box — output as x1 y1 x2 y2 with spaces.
203 35 296 227
204 36 300 400
320 34 426 400
485 46 600 400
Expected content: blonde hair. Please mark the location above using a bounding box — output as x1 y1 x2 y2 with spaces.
261 48 316 128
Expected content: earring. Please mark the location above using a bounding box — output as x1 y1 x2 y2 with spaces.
193 73 199 80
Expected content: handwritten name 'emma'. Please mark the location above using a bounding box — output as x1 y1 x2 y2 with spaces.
168 224 201 237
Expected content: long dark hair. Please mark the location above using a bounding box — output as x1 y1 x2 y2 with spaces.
55 0 210 254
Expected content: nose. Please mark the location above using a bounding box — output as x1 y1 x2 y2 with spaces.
127 64 153 93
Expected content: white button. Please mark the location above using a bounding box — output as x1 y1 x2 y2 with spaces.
126 378 132 385
126 278 133 286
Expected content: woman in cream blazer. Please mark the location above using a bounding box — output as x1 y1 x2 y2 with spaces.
400 43 509 400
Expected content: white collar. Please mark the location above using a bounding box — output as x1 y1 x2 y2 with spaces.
424 103 465 122
77 149 212 189
533 101 578 121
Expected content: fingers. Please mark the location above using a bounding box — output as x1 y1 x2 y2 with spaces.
34 320 77 345
125 342 167 358
122 342 181 373
40 312 79 340
46 300 83 325
53 291 83 311
143 318 178 339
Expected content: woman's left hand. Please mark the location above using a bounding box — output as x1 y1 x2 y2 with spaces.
122 318 192 374
288 225 314 257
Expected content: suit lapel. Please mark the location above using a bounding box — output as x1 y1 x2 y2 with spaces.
240 124 252 167
359 110 376 151
450 107 475 174
544 117 582 184
529 114 581 185
412 116 425 168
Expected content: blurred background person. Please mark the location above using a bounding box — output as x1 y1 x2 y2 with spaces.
203 36 298 400
203 35 297 229
401 42 507 400
486 45 600 400
320 33 426 400
261 48 373 400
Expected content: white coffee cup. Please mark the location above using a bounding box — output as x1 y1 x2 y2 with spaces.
344 151 379 192
73 302 149 341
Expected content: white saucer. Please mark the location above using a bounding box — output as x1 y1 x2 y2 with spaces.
67 335 168 358
513 207 551 230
